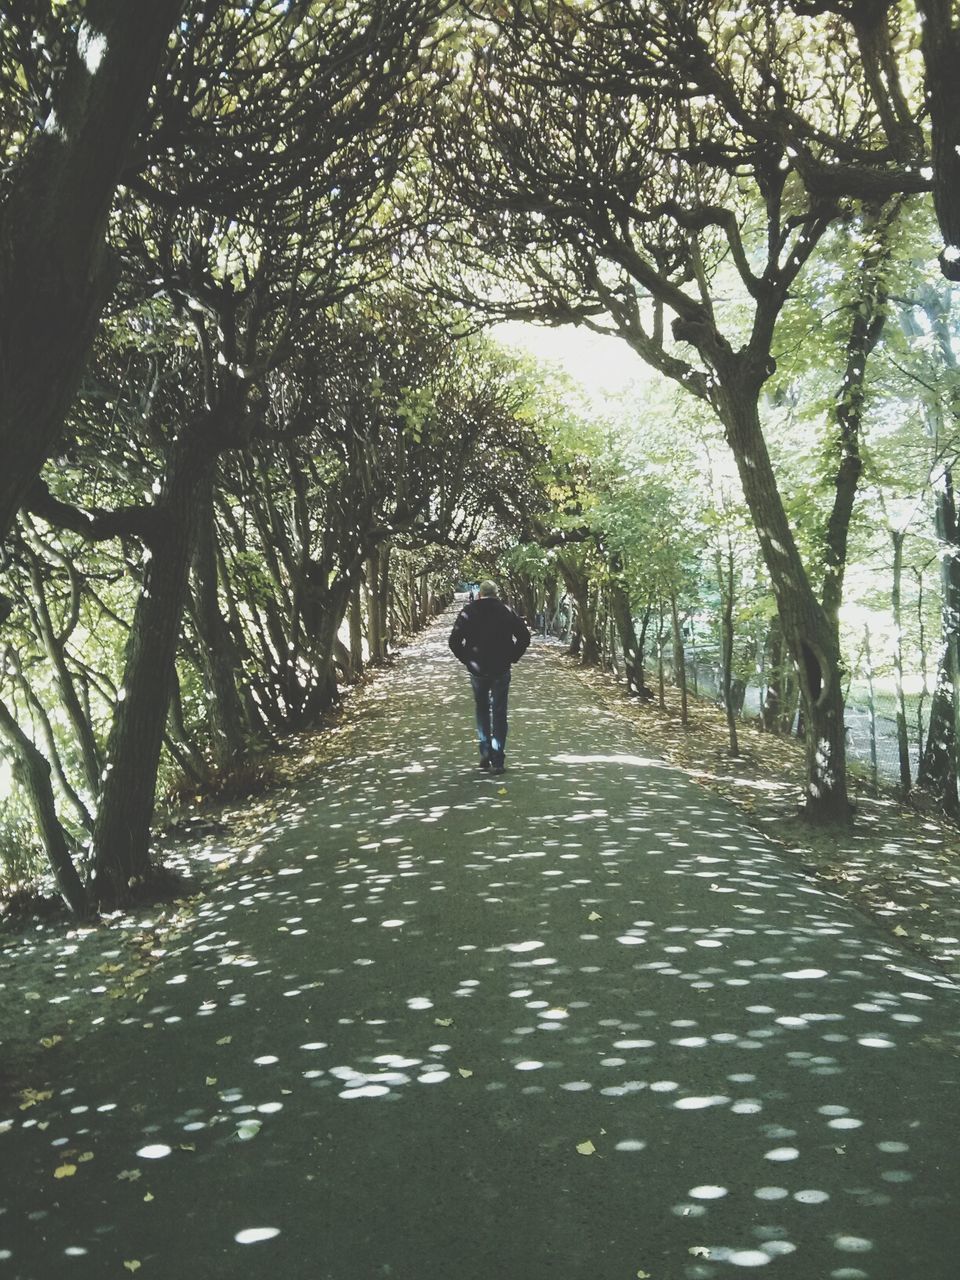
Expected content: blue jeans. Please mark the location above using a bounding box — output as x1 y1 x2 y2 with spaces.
470 670 511 765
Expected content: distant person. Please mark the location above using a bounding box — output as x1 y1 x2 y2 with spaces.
448 580 530 774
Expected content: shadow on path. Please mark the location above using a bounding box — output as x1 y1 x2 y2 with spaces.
2 613 959 1279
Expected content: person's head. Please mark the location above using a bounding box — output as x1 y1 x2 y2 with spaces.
478 580 499 599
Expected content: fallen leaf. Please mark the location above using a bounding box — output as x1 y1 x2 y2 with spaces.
40 1035 63 1049
893 925 908 937
497 787 508 796
434 1017 453 1027
179 1143 196 1152
78 1152 94 1163
458 1068 473 1079
18 1088 53 1110
53 1163 77 1179
143 1192 154 1203
237 1119 262 1141
205 1076 218 1086
117 1169 142 1181
637 1271 652 1278
575 1140 596 1156
216 1036 232 1046
689 1246 711 1258
123 1262 141 1273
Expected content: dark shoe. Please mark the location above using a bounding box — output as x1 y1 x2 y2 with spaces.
490 763 505 776
478 758 491 770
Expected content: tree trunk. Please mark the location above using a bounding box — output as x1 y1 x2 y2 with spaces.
917 465 960 811
0 698 90 917
717 542 740 756
366 548 389 665
669 589 688 726
92 439 212 908
917 0 960 282
22 549 103 796
189 476 249 768
0 0 186 542
719 383 850 821
890 528 912 791
349 580 364 679
608 567 643 695
557 553 600 666
300 572 355 722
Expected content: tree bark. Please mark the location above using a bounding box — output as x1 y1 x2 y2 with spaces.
916 0 960 281
0 0 186 542
557 553 600 666
716 542 740 756
890 528 912 791
189 475 249 768
92 435 212 907
0 698 90 917
349 580 364 681
821 201 899 628
917 465 960 812
718 382 850 820
669 588 689 727
607 557 646 696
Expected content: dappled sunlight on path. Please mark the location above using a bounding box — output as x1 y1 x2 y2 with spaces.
2 613 959 1279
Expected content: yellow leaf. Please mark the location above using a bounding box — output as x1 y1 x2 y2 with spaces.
98 963 124 975
497 787 508 796
19 1088 53 1110
179 1143 196 1152
637 1272 652 1278
575 1140 596 1156
893 925 908 937
143 1192 155 1203
458 1068 473 1078
434 1017 453 1027
78 1152 94 1163
117 1169 142 1181
587 911 601 922
40 1035 63 1049
216 1036 232 1046
205 1076 217 1086
123 1262 142 1273
54 1163 77 1179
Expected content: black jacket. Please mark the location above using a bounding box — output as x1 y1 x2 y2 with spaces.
448 597 531 677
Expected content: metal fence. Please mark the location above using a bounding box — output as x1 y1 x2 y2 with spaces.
678 649 927 790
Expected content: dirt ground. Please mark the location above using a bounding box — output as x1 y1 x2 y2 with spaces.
4 639 960 1107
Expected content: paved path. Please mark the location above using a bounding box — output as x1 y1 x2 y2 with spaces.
2 613 960 1279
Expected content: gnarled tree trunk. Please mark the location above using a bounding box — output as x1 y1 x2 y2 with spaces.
0 0 186 543
92 435 213 907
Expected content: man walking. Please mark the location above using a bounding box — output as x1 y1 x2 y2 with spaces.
448 580 530 774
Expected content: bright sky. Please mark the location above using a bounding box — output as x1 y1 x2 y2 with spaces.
491 319 649 404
